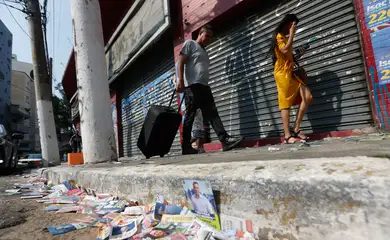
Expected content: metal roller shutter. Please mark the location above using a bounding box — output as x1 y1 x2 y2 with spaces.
206 0 373 140
120 41 179 157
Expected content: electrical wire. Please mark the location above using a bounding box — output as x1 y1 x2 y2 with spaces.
55 0 63 82
1 0 31 39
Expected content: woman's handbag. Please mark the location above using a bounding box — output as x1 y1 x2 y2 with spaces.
293 63 308 85
293 45 310 85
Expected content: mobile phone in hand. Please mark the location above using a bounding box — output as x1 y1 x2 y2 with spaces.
302 43 310 50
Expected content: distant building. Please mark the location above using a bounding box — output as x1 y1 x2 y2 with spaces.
11 57 40 153
0 20 12 132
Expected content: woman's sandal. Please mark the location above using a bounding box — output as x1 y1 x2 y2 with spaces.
293 130 309 141
284 136 297 144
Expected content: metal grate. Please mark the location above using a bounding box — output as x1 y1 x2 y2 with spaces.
120 47 179 157
205 0 372 140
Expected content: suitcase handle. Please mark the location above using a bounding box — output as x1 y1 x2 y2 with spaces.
169 89 185 112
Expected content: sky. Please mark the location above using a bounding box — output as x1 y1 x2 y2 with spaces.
0 0 73 96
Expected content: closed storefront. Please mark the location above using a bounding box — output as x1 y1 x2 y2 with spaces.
119 35 180 157
205 0 373 140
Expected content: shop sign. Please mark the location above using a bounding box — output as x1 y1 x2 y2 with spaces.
106 0 170 82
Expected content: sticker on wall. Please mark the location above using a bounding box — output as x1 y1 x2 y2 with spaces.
370 27 390 85
363 0 390 30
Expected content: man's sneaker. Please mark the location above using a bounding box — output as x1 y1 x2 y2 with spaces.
182 146 199 155
222 136 244 151
198 148 206 154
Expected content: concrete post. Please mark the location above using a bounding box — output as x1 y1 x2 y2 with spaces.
25 0 60 166
70 0 117 163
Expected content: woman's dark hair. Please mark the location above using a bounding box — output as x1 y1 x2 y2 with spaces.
267 14 299 65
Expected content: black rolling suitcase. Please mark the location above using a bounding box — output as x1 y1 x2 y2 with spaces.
137 90 184 159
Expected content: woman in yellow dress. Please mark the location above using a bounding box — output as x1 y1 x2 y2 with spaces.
269 14 313 144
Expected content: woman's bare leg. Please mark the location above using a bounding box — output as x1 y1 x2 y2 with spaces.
294 85 313 137
281 109 296 143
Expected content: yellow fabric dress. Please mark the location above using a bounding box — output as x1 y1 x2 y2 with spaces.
274 33 304 110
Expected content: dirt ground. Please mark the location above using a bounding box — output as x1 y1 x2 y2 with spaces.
0 172 97 240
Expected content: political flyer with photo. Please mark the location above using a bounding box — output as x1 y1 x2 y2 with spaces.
182 180 220 230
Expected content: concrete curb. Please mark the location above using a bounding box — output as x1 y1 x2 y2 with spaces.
43 156 390 240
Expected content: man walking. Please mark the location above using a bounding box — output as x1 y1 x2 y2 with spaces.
177 25 244 155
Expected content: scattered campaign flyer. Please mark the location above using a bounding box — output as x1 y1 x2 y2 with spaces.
44 205 64 212
220 214 253 238
154 202 166 220
47 223 88 235
182 180 220 230
139 223 183 240
110 216 140 240
100 200 128 212
96 225 112 240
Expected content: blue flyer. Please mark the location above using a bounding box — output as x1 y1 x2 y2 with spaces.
370 27 390 85
363 0 390 29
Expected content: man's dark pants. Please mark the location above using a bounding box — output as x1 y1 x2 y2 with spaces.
183 84 227 147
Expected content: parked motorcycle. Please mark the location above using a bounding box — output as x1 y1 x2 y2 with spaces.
0 124 24 169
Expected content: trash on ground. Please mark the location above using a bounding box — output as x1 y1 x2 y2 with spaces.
5 189 21 194
122 206 144 216
268 146 281 151
289 147 303 152
51 184 69 192
97 193 112 199
44 205 63 211
13 174 257 240
65 188 83 197
62 180 77 190
28 178 48 183
43 190 64 199
100 200 128 212
55 205 83 213
21 195 43 199
110 216 140 240
47 223 88 235
0 193 20 197
220 214 254 239
97 224 112 240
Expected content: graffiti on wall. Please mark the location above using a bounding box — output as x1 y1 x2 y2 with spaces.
121 70 176 124
362 0 390 128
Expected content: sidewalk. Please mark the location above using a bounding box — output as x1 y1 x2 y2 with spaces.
42 133 390 240
121 133 390 165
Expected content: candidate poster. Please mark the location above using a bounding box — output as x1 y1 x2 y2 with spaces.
182 180 220 230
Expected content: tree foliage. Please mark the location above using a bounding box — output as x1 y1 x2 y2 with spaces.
52 83 72 135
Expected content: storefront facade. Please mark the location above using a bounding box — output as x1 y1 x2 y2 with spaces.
63 0 388 157
203 0 373 141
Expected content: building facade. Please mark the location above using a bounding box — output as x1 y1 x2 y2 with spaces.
0 20 13 132
62 0 390 157
11 56 40 153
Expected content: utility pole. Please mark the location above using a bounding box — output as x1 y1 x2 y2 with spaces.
25 0 60 166
70 0 117 163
